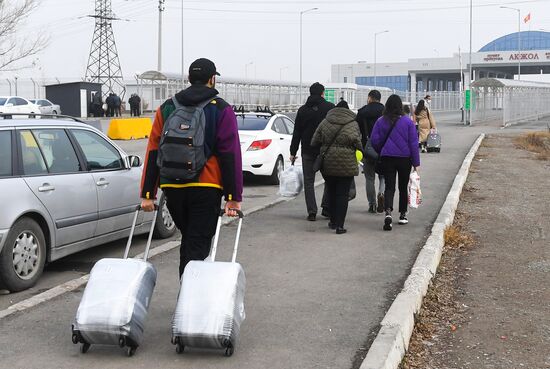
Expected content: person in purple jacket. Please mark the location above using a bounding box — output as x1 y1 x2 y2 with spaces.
370 95 420 231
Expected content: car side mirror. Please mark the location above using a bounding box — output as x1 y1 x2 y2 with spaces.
128 155 142 168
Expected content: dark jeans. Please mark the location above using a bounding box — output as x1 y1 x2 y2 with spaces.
131 106 140 117
323 176 353 228
163 187 222 277
301 152 319 215
381 156 412 213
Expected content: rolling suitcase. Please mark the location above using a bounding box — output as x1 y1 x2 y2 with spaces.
71 205 159 357
426 132 441 152
171 210 246 357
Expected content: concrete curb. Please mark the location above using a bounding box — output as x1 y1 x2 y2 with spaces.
0 179 324 320
359 133 486 369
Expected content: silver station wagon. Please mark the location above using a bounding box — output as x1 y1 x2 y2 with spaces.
0 115 175 292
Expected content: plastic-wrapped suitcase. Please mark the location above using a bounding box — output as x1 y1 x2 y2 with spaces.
172 210 246 357
71 205 159 357
426 132 441 152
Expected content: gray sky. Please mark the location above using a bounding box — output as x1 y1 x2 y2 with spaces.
13 0 550 82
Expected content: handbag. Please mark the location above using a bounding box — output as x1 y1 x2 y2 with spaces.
313 123 347 172
374 119 398 175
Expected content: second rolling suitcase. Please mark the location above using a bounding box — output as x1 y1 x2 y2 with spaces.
171 210 246 357
71 206 159 357
426 132 441 152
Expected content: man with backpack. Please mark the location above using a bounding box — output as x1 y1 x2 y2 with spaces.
140 58 243 277
356 90 385 213
290 82 335 221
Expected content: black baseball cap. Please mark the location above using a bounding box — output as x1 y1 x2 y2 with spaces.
188 58 220 83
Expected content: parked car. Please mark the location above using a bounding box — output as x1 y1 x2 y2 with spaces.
30 99 61 115
0 116 176 292
237 108 298 184
0 96 40 118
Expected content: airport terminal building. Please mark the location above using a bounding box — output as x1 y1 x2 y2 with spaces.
331 31 550 93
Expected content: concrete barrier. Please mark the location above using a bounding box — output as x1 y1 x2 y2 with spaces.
107 117 152 140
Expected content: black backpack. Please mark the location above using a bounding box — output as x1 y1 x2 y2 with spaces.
157 97 213 181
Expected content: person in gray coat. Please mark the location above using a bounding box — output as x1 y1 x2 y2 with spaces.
311 100 362 234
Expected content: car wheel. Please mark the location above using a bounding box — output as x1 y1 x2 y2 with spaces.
153 195 176 239
0 218 46 292
268 156 284 185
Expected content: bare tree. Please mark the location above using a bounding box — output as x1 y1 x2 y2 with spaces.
0 0 48 71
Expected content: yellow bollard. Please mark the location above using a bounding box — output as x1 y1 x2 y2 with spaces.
107 118 152 140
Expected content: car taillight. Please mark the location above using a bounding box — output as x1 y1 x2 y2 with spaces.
247 139 272 151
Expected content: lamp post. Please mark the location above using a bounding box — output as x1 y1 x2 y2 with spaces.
280 66 289 81
245 61 254 79
181 0 189 90
467 0 473 125
299 7 318 103
374 30 389 87
157 0 165 71
501 6 521 80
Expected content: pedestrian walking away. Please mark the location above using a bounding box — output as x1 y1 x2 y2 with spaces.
415 99 437 153
290 82 335 221
356 89 386 214
113 93 122 117
370 94 420 231
105 93 114 117
140 57 243 277
311 99 362 234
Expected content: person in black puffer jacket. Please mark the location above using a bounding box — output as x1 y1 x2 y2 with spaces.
356 89 386 214
290 82 335 221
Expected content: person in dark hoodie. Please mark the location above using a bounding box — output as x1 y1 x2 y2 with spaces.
290 82 335 221
140 58 243 277
356 89 385 213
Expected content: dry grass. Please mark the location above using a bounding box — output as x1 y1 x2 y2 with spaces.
444 225 475 249
514 131 550 160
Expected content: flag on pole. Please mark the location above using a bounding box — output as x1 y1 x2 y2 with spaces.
524 13 531 23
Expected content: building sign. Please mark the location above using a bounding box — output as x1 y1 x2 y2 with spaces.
509 52 539 61
484 54 503 62
324 89 336 104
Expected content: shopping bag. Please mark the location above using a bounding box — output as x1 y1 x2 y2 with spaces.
408 171 422 208
278 165 304 197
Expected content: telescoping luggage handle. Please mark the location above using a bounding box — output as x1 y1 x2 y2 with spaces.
210 209 244 263
123 204 159 261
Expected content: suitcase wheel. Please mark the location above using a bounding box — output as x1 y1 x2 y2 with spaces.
119 336 126 348
80 343 91 354
175 342 185 354
435 148 441 153
71 333 79 345
127 346 137 357
224 343 234 357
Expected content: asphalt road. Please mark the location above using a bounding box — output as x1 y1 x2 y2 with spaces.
0 112 505 369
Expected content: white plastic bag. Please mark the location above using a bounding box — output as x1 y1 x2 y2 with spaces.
278 165 304 197
408 171 422 208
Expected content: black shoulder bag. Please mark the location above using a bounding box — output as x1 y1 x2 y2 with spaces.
313 123 347 172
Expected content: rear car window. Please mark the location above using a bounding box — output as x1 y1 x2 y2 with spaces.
0 98 7 105
0 131 12 176
236 116 270 131
19 130 48 176
34 129 81 174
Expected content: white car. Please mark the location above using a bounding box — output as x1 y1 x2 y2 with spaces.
0 96 40 118
30 99 61 115
237 110 298 184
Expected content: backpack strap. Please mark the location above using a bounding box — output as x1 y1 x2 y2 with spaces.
171 96 216 109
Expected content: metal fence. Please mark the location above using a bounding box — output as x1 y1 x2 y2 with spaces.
471 78 550 126
395 91 463 112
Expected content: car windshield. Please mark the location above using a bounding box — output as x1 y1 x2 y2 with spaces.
0 98 7 105
236 116 270 131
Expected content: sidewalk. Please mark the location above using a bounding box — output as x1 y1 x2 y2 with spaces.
401 133 550 369
0 119 487 369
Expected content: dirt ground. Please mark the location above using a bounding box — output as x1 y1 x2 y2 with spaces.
400 133 550 369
